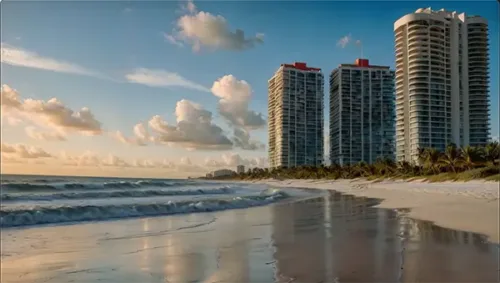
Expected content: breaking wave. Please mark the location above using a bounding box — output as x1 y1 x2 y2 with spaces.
1 180 203 192
0 191 289 228
1 187 234 202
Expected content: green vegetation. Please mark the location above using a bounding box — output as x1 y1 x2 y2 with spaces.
210 142 500 182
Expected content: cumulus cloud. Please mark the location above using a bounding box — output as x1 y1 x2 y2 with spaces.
168 0 264 52
1 142 53 159
61 151 131 168
125 68 209 92
148 99 233 150
1 43 102 78
101 154 131 167
1 84 103 136
25 126 66 141
205 153 268 168
233 128 265 150
211 75 265 130
112 123 149 146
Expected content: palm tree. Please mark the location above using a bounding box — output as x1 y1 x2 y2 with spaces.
424 148 442 174
461 145 482 170
440 144 462 173
484 141 500 166
417 147 428 165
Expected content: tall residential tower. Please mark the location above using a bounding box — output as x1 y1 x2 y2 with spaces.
394 8 490 162
268 62 324 168
329 59 395 165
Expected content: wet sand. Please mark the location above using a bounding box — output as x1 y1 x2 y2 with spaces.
253 179 500 243
2 190 499 283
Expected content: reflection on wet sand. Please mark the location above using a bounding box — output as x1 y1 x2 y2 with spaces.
1 190 498 283
271 191 499 282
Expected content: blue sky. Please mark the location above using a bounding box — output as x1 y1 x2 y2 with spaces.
1 0 498 177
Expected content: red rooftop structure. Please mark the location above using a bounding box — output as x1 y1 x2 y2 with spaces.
355 58 370 67
337 59 390 70
281 62 321 72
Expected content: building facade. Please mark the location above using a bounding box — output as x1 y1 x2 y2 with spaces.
329 59 396 165
394 8 490 162
268 62 324 168
236 165 245 174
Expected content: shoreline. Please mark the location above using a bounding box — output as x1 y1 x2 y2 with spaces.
248 178 500 244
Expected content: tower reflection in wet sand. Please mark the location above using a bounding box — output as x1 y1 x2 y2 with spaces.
270 190 499 282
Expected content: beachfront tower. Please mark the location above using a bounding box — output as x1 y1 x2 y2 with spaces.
394 8 490 163
268 62 324 168
329 59 396 166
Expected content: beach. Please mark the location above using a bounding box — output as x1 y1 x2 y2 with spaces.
1 175 499 282
251 178 500 244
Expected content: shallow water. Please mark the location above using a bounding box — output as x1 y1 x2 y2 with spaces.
1 175 313 227
2 189 498 283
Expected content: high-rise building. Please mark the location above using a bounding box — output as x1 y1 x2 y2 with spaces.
268 62 324 168
236 165 245 174
394 8 490 162
329 59 396 165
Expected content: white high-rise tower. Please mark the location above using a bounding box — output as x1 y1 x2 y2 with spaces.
268 62 324 168
394 8 490 162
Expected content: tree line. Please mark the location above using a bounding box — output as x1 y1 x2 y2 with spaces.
209 141 500 181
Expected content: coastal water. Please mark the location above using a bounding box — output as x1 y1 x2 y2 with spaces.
1 175 499 282
0 175 305 228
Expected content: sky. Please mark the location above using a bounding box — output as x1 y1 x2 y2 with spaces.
1 0 498 178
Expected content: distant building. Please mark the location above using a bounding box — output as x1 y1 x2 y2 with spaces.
268 62 325 168
394 8 490 162
206 173 213 178
329 58 396 165
237 165 245 174
211 169 235 178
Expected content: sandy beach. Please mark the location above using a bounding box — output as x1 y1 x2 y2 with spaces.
2 187 499 283
251 178 500 244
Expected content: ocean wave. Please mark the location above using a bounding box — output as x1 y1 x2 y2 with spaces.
1 180 204 192
0 191 289 228
1 187 234 202
1 178 68 184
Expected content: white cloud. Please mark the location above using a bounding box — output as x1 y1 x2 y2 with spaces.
337 34 362 49
148 99 233 150
125 68 209 92
1 142 53 159
0 84 23 110
211 75 265 130
233 128 265 150
168 1 264 52
134 159 161 168
1 84 103 136
101 154 131 167
111 123 149 146
1 44 101 78
163 33 184 47
25 126 66 141
61 151 131 168
337 34 352 48
205 153 268 168
4 116 23 126
185 0 197 14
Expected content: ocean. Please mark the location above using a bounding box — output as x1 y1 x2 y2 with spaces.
2 174 498 283
0 174 309 228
